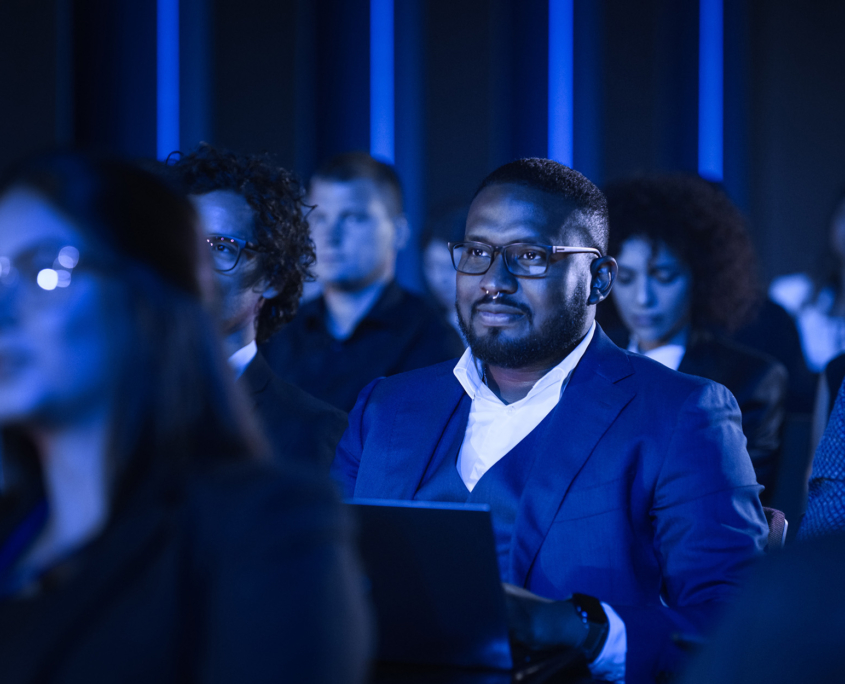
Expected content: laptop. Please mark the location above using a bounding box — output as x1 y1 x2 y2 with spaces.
346 499 584 679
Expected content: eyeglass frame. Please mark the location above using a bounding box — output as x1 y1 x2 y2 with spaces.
206 234 268 273
447 241 602 278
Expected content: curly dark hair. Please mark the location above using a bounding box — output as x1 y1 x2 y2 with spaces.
605 174 760 332
475 158 609 253
170 143 314 343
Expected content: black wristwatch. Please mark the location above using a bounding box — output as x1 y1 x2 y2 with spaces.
571 593 610 662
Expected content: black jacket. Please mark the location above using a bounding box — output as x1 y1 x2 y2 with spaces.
0 458 371 684
606 329 788 504
240 353 348 470
261 282 466 412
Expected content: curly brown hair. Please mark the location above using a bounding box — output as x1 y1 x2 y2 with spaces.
605 174 760 332
170 144 315 343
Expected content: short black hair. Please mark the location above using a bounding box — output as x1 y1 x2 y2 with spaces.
474 158 609 253
605 173 760 332
311 151 403 216
170 143 314 344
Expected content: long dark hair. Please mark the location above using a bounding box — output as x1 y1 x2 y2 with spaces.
0 151 266 500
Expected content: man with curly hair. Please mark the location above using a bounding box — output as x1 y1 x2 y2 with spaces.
262 152 465 412
170 144 347 469
601 174 787 503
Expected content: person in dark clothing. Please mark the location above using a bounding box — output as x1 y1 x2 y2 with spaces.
169 144 347 468
0 151 370 683
602 174 788 505
731 298 816 414
262 151 464 412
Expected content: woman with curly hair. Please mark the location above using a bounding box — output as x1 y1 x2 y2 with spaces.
602 174 787 504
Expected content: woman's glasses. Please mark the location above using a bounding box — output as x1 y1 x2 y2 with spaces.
0 244 84 305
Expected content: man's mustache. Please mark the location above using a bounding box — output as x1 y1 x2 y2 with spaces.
471 294 533 322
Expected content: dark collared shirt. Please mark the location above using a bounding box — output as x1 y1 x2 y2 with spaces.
262 281 465 412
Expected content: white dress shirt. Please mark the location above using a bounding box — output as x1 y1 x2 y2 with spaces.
452 322 626 681
228 340 257 379
627 328 689 371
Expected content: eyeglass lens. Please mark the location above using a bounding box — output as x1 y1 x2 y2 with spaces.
207 237 241 271
0 245 81 298
452 243 550 276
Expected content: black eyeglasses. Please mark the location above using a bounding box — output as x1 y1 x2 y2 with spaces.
206 235 267 273
448 241 601 278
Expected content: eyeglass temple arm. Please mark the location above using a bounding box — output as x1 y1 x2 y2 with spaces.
552 246 602 257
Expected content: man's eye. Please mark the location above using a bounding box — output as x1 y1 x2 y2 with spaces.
467 247 489 257
518 251 541 261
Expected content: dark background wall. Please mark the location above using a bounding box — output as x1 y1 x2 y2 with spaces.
2 0 844 287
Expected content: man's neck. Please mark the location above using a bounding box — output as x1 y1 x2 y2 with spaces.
482 323 594 404
323 278 390 340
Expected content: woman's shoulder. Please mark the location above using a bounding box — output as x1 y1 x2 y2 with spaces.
181 459 347 548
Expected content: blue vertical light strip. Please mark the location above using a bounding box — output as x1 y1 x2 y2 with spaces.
370 0 395 162
157 0 180 160
698 0 723 180
548 0 574 166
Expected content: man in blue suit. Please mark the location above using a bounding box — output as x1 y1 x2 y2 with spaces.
332 159 768 683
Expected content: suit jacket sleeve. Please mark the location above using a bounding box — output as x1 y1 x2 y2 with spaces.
331 378 382 498
612 381 768 682
190 465 372 684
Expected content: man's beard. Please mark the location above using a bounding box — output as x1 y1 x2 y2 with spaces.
456 283 590 369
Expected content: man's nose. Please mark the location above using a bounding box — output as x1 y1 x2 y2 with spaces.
478 251 517 296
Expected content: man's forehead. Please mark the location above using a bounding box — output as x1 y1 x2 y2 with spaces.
467 183 585 241
191 189 254 238
309 177 384 205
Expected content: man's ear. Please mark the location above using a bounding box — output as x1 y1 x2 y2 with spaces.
587 256 617 305
393 215 411 251
261 283 279 300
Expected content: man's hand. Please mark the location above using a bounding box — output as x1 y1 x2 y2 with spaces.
503 583 589 652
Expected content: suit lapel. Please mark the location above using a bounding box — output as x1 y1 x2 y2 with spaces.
240 353 273 398
355 364 468 500
510 329 636 587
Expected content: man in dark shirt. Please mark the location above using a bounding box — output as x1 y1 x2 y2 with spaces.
170 144 347 469
262 152 465 411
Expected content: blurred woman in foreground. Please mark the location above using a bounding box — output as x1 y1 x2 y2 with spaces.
0 152 370 683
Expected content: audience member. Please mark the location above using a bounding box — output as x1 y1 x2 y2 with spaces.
602 174 788 503
770 187 845 372
333 159 768 683
0 151 370 683
798 377 845 539
168 144 347 470
262 151 464 411
420 202 470 339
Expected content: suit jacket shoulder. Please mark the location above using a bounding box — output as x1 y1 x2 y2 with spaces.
241 353 348 470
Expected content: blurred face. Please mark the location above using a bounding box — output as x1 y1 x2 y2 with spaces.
307 178 399 291
456 183 597 369
423 241 456 312
612 237 693 351
0 188 127 427
192 190 272 338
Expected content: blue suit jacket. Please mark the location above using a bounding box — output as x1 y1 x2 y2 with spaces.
333 327 768 682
